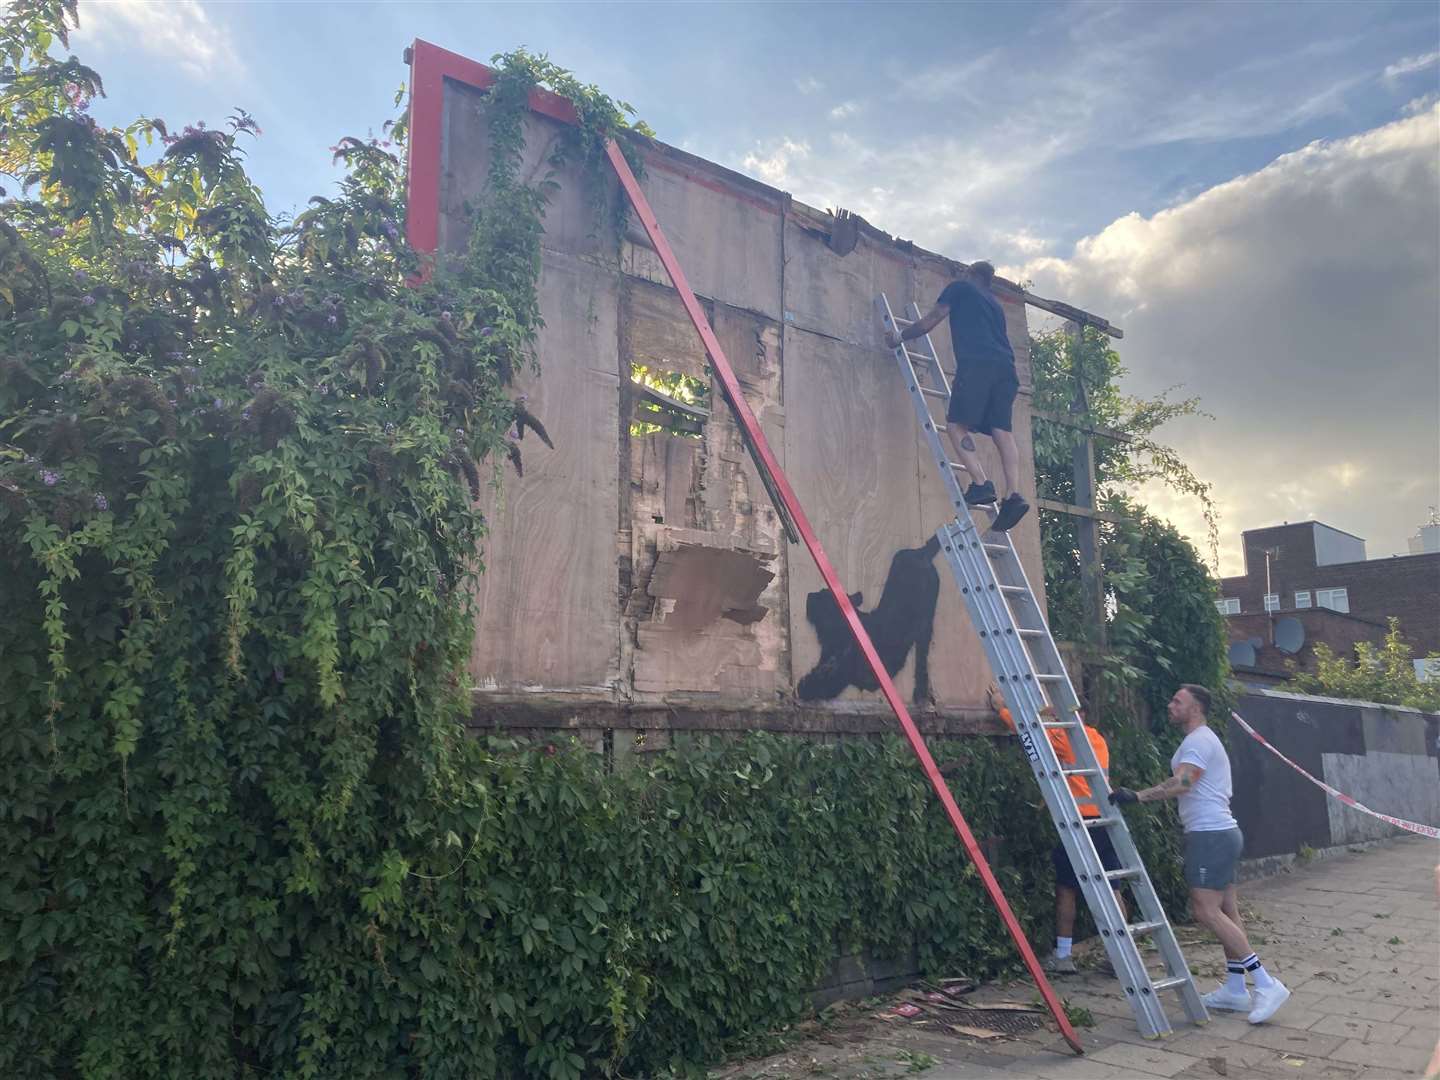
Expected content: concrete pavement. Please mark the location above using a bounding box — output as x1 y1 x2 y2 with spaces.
715 836 1440 1079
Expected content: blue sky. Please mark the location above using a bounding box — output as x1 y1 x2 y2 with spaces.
53 2 1440 569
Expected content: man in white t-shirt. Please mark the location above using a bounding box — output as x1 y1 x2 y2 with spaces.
1109 684 1290 1024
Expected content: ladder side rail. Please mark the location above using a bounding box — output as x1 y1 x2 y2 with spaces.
937 529 1174 1037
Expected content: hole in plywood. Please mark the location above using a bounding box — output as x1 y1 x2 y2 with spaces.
630 363 709 439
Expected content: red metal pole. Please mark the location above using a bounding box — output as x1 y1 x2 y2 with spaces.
605 139 1082 1055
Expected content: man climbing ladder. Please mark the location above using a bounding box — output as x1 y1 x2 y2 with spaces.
884 260 1030 532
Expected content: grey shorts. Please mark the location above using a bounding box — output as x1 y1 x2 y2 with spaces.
1184 828 1244 890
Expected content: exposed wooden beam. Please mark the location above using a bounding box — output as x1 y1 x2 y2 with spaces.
1036 498 1129 524
1002 287 1123 339
1032 408 1134 444
634 381 710 420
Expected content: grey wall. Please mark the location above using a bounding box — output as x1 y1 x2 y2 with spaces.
1230 688 1439 859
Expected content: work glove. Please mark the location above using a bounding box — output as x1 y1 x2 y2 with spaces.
1108 788 1139 805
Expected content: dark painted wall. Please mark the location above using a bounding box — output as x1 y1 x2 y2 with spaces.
1231 690 1438 860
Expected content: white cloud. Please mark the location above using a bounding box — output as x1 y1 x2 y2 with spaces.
1384 49 1440 82
794 76 822 96
741 137 810 186
1403 90 1440 116
829 101 858 121
1018 106 1440 573
78 0 241 78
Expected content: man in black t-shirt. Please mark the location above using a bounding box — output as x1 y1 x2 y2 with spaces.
885 260 1029 531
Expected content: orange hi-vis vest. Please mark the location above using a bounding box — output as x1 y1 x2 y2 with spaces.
998 707 1110 817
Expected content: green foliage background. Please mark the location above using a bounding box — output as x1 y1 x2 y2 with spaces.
1286 617 1440 712
0 4 1216 1075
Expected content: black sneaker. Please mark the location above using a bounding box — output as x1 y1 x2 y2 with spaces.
991 493 1030 532
963 480 997 506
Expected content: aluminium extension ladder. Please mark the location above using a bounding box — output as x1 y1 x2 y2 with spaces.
878 293 1208 1039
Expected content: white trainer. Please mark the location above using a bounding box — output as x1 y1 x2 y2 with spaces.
1248 981 1291 1024
1201 986 1252 1012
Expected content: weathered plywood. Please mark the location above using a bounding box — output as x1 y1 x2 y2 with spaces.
621 154 784 320
781 217 914 348
468 253 620 691
782 329 933 705
440 80 618 261
621 279 790 700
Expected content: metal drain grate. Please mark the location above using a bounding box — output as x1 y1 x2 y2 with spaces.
949 1007 1045 1037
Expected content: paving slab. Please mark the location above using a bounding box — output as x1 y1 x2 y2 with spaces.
717 836 1438 1080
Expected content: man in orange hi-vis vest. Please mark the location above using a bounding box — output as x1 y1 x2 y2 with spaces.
988 683 1127 974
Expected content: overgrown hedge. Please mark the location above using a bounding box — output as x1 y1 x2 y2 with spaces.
3 722 1184 1078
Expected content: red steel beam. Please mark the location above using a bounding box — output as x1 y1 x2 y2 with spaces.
603 140 1082 1055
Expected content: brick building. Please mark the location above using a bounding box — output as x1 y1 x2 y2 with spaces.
1217 521 1440 684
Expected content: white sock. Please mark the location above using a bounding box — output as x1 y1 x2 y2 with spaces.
1055 936 1073 959
1225 960 1247 994
1241 952 1277 989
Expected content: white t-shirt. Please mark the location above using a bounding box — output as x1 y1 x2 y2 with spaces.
1170 725 1237 833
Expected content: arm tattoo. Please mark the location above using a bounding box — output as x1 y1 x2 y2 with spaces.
1138 771 1193 803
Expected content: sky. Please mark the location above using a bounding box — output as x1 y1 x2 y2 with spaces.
45 0 1440 574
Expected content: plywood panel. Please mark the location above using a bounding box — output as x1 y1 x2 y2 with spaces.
782 329 933 705
468 253 620 691
624 158 784 320
440 80 618 261
781 218 913 348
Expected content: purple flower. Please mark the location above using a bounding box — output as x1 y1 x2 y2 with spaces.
93 493 109 511
74 269 89 283
508 423 520 440
241 408 252 421
316 383 329 395
49 226 65 238
479 326 494 338
39 469 60 487
383 422 396 435
327 314 338 326
81 294 96 307
213 398 223 409
168 352 184 362
272 295 286 307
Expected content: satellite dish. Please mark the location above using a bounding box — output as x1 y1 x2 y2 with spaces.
1228 641 1258 668
1274 617 1306 655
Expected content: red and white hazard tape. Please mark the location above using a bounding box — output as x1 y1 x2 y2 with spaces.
1230 711 1440 840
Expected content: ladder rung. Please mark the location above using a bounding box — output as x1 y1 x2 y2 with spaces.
1085 817 1120 828
1041 720 1080 729
1129 920 1166 936
1018 628 1044 637
1036 673 1064 682
920 387 947 398
983 542 1008 553
1105 867 1141 881
1062 768 1101 777
892 316 913 325
904 349 932 362
1150 976 1189 992
999 585 1027 594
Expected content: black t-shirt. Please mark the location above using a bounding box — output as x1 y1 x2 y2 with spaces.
939 279 1014 370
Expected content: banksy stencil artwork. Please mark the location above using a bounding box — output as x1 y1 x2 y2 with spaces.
797 535 941 705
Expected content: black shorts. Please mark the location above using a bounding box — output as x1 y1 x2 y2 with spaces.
948 363 1019 435
1053 830 1121 890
